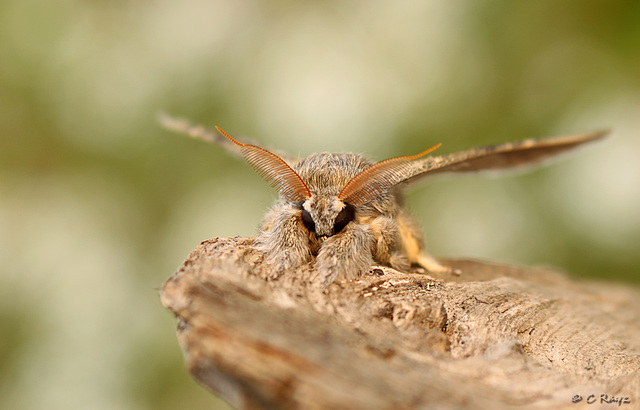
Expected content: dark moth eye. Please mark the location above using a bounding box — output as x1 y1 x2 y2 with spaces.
333 203 355 234
301 208 316 233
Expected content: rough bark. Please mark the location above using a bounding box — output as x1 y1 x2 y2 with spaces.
160 237 640 409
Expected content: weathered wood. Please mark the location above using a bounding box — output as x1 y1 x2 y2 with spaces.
160 237 640 409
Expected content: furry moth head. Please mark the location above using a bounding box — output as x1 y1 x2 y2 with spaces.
216 126 441 237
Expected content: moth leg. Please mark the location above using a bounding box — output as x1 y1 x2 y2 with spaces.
256 204 312 280
396 211 460 275
366 215 410 271
316 223 373 287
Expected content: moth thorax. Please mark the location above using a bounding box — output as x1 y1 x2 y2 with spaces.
299 196 356 238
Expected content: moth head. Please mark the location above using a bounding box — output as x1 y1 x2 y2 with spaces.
295 143 442 239
297 196 356 239
218 126 440 239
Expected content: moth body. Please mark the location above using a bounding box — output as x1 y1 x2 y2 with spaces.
255 152 433 285
161 116 607 286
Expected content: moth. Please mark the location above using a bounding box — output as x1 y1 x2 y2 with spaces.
162 115 607 286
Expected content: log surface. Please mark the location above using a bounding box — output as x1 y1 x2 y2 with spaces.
160 237 640 409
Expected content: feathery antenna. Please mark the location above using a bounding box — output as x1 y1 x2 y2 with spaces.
339 143 441 206
216 127 311 202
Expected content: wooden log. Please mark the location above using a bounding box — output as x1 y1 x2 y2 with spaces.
160 237 640 409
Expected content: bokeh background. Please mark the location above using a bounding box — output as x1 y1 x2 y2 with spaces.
1 1 639 409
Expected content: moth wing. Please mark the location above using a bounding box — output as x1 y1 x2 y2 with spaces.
401 130 609 184
159 113 302 165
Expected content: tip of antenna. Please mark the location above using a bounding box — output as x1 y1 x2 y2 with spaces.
215 126 245 147
412 142 442 159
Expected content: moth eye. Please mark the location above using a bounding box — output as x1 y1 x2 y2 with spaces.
301 208 316 233
333 203 355 234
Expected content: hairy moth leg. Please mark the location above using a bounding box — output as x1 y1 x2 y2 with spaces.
364 215 410 271
316 223 374 287
396 210 459 274
256 204 313 279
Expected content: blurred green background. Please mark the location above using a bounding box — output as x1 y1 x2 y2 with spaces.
1 1 639 409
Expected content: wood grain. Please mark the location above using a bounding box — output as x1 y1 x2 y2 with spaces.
161 237 640 409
